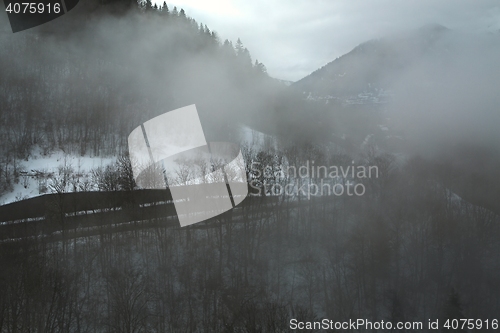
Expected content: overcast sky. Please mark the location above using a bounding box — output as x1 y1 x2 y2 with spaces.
157 0 500 81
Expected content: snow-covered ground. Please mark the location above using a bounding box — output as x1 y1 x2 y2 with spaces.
0 126 276 206
0 150 116 205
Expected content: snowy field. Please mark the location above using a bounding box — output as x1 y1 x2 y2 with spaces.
0 150 116 205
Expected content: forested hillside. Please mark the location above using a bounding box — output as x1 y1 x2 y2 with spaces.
1 1 500 332
0 0 280 196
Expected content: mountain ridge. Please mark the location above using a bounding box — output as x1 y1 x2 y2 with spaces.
292 24 452 100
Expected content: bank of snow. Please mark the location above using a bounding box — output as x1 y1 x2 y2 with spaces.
0 150 116 205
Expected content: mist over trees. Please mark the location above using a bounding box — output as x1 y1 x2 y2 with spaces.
0 1 500 332
1 145 500 331
0 0 279 195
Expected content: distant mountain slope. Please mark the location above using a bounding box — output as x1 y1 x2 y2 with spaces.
292 24 450 100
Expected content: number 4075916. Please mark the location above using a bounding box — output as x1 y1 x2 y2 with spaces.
444 319 498 330
5 2 61 14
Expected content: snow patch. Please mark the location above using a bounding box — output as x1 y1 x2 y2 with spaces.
0 150 116 205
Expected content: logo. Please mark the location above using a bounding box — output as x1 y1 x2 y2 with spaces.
128 104 248 227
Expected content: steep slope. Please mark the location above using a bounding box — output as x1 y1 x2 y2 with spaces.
0 3 284 199
292 24 450 104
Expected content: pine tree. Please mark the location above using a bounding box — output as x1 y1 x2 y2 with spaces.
172 6 178 16
240 48 252 67
204 24 211 36
254 59 267 75
198 23 205 37
222 39 235 57
144 0 153 12
210 31 219 44
233 39 252 68
235 38 244 56
188 18 198 30
179 8 186 19
161 1 169 15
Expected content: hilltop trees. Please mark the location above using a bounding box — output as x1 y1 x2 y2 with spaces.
254 60 267 75
235 38 253 69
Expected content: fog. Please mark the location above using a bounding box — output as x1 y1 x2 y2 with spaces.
389 30 500 157
0 5 278 149
1 2 500 332
162 0 500 80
